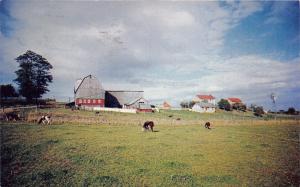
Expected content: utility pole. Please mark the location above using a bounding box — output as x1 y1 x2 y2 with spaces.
270 93 277 122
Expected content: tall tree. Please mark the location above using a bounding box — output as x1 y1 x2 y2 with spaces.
14 50 53 102
180 101 189 108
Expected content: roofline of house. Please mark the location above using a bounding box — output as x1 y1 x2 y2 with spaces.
196 94 215 99
227 98 242 101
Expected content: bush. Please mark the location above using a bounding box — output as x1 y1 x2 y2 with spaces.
254 106 264 117
286 107 296 115
218 99 231 111
232 103 246 112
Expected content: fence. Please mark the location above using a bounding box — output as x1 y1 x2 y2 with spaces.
81 106 137 113
1 106 38 121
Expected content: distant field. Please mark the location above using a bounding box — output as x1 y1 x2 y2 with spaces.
25 107 300 126
1 115 299 186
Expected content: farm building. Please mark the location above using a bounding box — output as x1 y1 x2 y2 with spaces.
121 97 152 112
74 75 105 107
162 101 171 109
105 91 152 111
227 97 242 105
193 94 216 105
192 102 216 113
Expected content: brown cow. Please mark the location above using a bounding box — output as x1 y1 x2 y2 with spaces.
204 122 211 129
143 121 154 132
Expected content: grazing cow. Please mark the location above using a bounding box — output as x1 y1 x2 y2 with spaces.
5 112 20 121
38 115 51 125
143 121 154 132
204 122 211 129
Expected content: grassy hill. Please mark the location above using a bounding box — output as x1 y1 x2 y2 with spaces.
1 108 299 186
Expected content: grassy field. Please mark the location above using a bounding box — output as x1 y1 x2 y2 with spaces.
1 109 300 186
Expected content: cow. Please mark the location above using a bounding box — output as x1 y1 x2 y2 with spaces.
38 115 51 125
5 112 20 121
143 121 154 132
204 122 211 129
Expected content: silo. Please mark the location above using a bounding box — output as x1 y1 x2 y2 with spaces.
74 75 105 107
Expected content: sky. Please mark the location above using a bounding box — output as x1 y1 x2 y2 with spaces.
0 0 299 110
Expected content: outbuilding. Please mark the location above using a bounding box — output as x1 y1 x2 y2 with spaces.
105 90 144 108
192 102 216 113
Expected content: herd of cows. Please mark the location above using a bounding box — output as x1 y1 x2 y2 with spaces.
1 110 213 131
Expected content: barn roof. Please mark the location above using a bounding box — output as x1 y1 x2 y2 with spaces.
105 90 144 107
125 97 148 106
196 94 215 100
74 74 92 94
227 98 242 103
74 75 105 99
105 90 144 92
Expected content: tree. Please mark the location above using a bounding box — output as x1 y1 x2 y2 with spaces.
180 101 189 108
218 99 231 111
232 102 246 112
249 104 257 111
188 101 196 108
14 50 53 102
254 106 264 117
286 107 296 115
0 84 19 98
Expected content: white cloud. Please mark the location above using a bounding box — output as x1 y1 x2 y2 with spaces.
1 1 298 109
142 8 195 27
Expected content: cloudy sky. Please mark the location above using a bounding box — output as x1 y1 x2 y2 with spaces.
0 0 299 109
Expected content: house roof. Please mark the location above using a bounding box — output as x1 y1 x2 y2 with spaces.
163 101 171 107
196 94 215 100
227 98 242 103
193 102 216 108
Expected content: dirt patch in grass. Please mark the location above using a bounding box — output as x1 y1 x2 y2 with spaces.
170 174 195 186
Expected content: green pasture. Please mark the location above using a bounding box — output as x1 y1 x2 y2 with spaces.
1 121 299 186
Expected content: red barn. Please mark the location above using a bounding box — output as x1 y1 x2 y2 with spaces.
74 75 105 107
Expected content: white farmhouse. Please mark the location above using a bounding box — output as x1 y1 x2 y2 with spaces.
192 102 216 113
